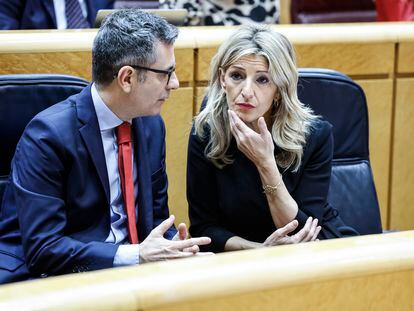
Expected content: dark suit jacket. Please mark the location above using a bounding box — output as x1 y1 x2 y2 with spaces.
0 0 114 29
0 85 175 284
188 119 358 253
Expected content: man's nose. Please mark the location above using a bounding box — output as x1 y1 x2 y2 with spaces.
167 72 179 90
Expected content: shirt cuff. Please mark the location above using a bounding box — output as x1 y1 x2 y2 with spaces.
113 244 140 267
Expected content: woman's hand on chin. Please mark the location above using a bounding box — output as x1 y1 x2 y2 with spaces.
228 110 275 167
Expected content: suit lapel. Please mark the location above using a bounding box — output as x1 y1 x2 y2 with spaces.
87 0 115 26
132 118 153 240
77 86 110 203
85 0 96 27
41 0 57 27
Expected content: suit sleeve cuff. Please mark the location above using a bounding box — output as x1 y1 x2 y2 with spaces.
113 244 140 266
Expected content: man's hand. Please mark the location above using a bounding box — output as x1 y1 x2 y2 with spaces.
263 217 321 247
173 222 188 241
139 215 211 263
172 222 200 253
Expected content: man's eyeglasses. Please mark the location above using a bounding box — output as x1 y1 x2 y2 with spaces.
129 65 175 85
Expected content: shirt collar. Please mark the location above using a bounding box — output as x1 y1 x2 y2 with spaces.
91 83 123 131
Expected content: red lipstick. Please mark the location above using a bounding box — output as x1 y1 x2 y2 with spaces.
236 103 254 110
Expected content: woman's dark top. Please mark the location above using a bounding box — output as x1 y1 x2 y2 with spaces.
187 119 358 253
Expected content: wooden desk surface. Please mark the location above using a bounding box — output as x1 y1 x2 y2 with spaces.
0 231 413 310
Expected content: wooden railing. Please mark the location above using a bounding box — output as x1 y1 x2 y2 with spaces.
0 231 413 310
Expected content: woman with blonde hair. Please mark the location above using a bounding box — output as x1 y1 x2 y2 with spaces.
187 24 358 252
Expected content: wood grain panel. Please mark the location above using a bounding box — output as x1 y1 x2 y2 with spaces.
161 87 193 227
390 78 414 230
0 49 193 83
191 23 405 49
356 79 393 228
398 42 414 74
295 43 394 76
196 43 395 82
196 48 217 82
151 271 414 311
0 52 92 80
175 48 193 83
0 29 95 53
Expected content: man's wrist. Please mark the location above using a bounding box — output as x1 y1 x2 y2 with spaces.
113 244 140 266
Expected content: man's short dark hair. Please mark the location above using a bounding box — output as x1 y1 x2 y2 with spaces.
92 10 178 86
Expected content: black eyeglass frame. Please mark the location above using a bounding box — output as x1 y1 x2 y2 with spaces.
129 64 175 85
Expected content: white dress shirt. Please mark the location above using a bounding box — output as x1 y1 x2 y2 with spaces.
53 0 88 29
91 84 140 266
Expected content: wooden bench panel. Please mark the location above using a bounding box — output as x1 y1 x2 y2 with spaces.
390 78 414 230
398 42 414 74
357 79 393 228
1 231 413 310
162 87 193 226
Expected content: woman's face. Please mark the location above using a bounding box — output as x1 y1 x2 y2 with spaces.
220 54 278 127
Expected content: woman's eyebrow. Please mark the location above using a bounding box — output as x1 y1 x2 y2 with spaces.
228 65 269 74
229 65 245 70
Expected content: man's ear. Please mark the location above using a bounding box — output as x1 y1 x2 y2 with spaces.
116 66 135 93
219 68 226 89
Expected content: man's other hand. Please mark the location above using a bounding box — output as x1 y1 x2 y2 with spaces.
139 215 212 263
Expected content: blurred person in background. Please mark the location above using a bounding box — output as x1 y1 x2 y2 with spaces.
160 0 279 26
0 0 114 30
376 0 414 21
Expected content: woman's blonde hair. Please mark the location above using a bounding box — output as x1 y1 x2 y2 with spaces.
194 24 316 172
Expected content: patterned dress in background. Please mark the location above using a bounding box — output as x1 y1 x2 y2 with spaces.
160 0 280 26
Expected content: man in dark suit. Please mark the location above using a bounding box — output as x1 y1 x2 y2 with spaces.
0 10 210 284
0 0 114 29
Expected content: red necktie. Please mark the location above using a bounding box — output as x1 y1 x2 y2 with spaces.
116 122 138 244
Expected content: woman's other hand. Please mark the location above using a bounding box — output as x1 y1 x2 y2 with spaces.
263 217 321 247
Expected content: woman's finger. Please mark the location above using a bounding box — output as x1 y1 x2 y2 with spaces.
172 237 212 250
303 218 319 242
183 245 199 253
273 220 298 238
311 226 322 241
292 217 313 242
228 111 242 140
264 220 302 246
228 112 239 135
229 110 254 138
230 113 246 140
258 117 269 137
